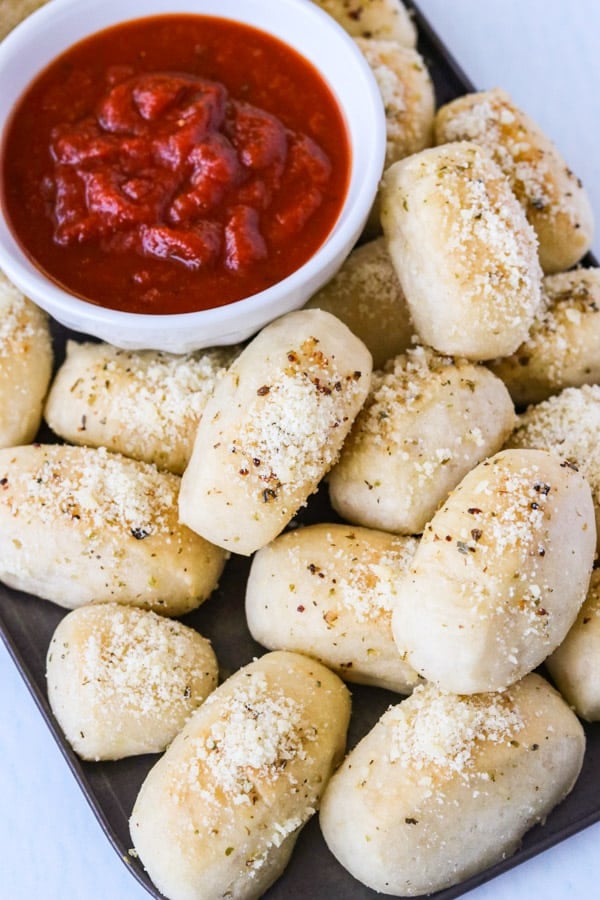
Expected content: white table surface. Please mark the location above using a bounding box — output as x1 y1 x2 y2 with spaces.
1 1 600 898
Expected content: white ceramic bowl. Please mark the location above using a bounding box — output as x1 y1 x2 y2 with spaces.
0 0 385 352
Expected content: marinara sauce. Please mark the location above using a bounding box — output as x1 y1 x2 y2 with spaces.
1 16 351 314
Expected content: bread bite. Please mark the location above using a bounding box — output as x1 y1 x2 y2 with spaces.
0 444 227 614
507 385 600 549
246 523 420 693
0 0 50 40
435 88 594 273
547 568 600 721
489 268 600 407
356 39 434 168
328 346 516 534
380 142 543 360
179 309 372 555
310 0 417 45
355 38 435 238
320 674 585 896
45 341 236 474
0 270 52 447
130 651 350 900
47 603 218 760
391 448 596 693
305 237 414 369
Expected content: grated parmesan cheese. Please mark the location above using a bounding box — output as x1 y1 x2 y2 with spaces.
45 341 236 473
437 89 570 221
490 268 600 406
77 606 214 720
354 39 434 166
230 336 364 499
436 146 541 317
388 682 523 779
47 603 218 759
0 270 47 357
508 385 600 513
288 529 418 624
329 344 515 534
436 89 593 271
6 444 177 537
178 672 317 807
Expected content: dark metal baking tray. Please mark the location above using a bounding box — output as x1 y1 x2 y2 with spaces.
1 3 599 898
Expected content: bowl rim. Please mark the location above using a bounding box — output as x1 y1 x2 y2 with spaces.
0 0 386 332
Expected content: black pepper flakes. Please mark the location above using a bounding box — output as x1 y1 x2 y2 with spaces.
560 460 579 472
256 385 270 396
130 527 151 540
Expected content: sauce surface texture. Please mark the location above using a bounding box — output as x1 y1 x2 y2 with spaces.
2 15 350 314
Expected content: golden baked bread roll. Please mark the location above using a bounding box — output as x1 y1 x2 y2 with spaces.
489 268 600 407
355 38 435 238
130 651 350 900
328 346 516 534
0 269 52 447
547 568 600 721
356 40 434 168
391 448 596 692
320 674 585 896
380 142 543 360
246 523 420 693
310 0 417 45
507 384 600 549
179 309 372 555
305 237 413 369
47 603 218 760
0 444 227 614
45 341 235 474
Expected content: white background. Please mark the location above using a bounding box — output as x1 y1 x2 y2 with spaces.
1 1 600 898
